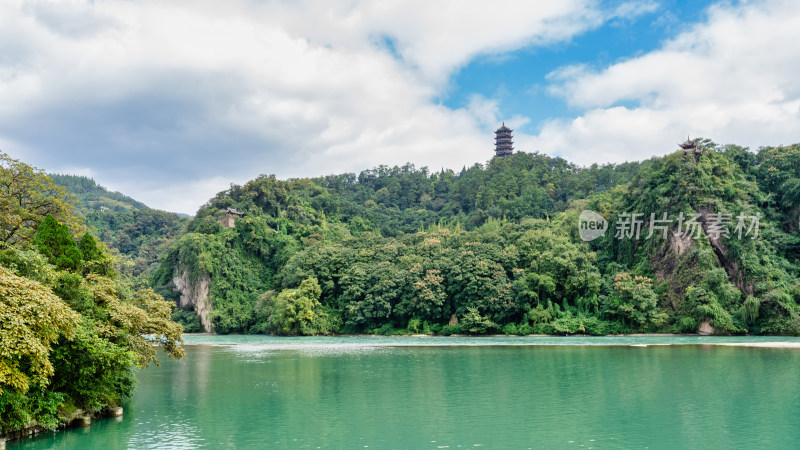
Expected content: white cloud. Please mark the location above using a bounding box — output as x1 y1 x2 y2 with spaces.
107 176 233 215
2 0 635 214
534 0 800 165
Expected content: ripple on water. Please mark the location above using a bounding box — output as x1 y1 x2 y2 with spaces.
127 419 204 449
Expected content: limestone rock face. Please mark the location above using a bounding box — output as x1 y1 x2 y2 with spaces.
173 265 213 332
698 321 714 335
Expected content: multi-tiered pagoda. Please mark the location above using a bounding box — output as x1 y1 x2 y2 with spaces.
494 123 513 158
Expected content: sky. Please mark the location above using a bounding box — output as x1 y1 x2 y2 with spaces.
2 0 800 214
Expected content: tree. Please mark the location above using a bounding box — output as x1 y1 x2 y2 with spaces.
340 262 401 331
459 306 498 334
262 277 325 335
515 226 602 308
84 276 185 367
396 266 448 323
33 215 83 272
0 153 81 246
78 233 115 276
602 273 666 332
0 267 80 394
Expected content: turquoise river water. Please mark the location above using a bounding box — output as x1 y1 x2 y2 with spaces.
11 335 800 449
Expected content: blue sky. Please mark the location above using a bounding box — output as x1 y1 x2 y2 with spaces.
442 0 718 131
1 0 799 214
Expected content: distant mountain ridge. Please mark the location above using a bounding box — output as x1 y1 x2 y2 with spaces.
50 173 189 278
49 174 149 211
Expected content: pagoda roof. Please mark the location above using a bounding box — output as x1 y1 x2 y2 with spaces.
496 121 512 132
678 135 697 150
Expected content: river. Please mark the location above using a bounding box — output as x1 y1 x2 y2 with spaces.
12 335 800 449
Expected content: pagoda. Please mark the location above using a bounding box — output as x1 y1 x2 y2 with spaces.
679 135 700 157
494 123 513 158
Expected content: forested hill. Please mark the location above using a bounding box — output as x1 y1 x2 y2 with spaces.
51 174 189 277
49 174 148 211
191 151 644 238
152 142 800 336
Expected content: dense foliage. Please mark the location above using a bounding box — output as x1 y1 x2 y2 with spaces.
0 157 184 435
154 144 799 336
1 154 84 246
50 174 189 278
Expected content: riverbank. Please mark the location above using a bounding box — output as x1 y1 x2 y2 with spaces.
0 406 123 447
178 333 800 349
717 342 800 348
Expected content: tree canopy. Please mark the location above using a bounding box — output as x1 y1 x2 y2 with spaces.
154 144 800 337
0 153 82 246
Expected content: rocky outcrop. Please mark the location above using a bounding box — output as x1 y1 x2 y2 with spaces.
698 321 714 335
697 206 753 296
653 206 756 311
173 266 213 332
653 231 702 311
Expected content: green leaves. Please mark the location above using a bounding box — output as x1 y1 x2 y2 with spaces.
33 215 83 272
459 307 497 334
257 277 329 335
0 153 82 246
0 267 80 394
602 273 666 332
1 202 185 432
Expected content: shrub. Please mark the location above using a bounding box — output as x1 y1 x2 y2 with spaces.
439 324 461 336
459 307 498 334
407 318 423 334
602 273 667 332
172 309 204 333
516 323 533 335
502 323 518 335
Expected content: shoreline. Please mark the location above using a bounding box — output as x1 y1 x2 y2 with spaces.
0 406 123 447
715 342 800 348
179 333 800 349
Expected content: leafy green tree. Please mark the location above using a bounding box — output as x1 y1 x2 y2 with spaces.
0 153 82 246
259 277 325 335
49 324 136 411
33 215 83 272
459 306 498 334
515 226 602 308
84 276 185 367
0 267 80 394
447 240 515 322
0 156 186 435
602 273 667 332
676 285 741 334
340 262 402 332
78 233 115 276
397 266 448 323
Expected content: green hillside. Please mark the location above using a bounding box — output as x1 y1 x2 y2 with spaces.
50 174 189 277
152 141 800 335
49 174 148 211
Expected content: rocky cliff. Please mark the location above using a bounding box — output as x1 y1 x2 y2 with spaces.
173 265 213 332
